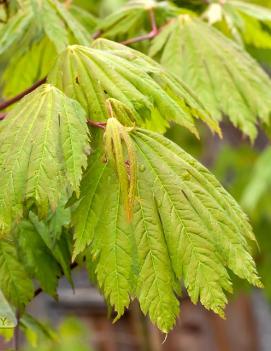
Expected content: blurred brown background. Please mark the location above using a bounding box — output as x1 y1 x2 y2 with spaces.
1 268 268 351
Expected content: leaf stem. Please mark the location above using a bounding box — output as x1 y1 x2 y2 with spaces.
92 30 102 40
14 310 20 351
121 8 158 45
87 120 107 129
0 77 46 111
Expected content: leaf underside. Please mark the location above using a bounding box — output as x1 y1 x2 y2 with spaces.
242 146 271 211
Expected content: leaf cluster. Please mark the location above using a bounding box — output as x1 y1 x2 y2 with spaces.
0 0 270 335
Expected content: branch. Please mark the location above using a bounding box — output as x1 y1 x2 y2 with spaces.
14 311 20 351
0 77 46 111
121 8 158 46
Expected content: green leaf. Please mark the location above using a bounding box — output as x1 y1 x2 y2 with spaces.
47 196 71 242
0 240 34 309
0 0 90 62
48 39 219 136
132 129 261 309
106 98 136 126
0 290 17 328
0 328 14 342
30 0 91 48
72 149 136 320
36 0 69 52
27 210 73 285
20 313 56 347
103 117 137 220
16 219 62 296
227 1 271 21
21 317 92 351
72 127 261 332
98 0 176 41
0 9 32 55
203 1 271 49
1 37 57 98
69 4 98 33
241 146 271 211
150 15 271 140
0 84 90 235
225 1 271 49
52 0 91 46
130 149 180 332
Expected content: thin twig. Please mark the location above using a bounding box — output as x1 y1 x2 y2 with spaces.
14 310 20 351
0 77 46 111
121 8 158 46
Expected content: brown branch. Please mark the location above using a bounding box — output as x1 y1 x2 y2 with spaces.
121 8 158 46
14 310 20 351
0 77 47 111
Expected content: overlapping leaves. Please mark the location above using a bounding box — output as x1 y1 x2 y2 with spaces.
242 146 271 211
0 239 34 310
16 209 73 297
72 126 261 332
0 84 90 235
0 197 72 310
0 290 17 328
150 15 271 140
0 0 267 335
0 0 91 98
48 39 218 135
203 1 271 48
2 38 56 98
97 0 177 42
0 0 90 55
